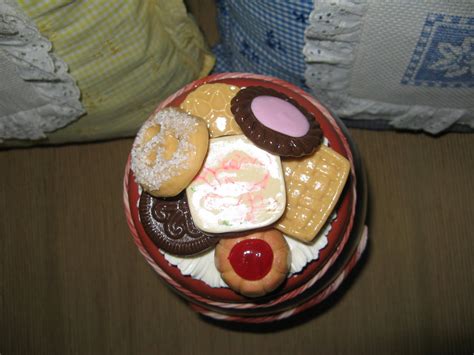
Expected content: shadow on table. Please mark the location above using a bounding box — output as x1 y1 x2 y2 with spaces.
200 238 371 333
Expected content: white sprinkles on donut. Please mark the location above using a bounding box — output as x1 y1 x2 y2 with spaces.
131 108 200 193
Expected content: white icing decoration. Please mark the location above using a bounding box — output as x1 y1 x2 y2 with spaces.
163 248 228 288
287 213 334 275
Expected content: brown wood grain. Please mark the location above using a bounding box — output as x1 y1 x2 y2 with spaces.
1 130 473 355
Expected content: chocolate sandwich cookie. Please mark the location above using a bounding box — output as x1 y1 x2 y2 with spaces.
139 192 219 256
231 86 322 157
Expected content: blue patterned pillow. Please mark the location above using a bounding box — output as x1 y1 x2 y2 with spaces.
213 0 474 133
212 0 313 89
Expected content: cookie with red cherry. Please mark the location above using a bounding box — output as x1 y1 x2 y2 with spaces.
214 229 290 298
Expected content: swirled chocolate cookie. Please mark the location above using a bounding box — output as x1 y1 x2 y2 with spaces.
139 192 219 255
231 86 322 157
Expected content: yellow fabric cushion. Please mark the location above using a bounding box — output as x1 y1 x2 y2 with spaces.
16 0 214 144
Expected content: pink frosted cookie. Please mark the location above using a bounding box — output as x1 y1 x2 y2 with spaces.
231 86 322 157
186 135 286 234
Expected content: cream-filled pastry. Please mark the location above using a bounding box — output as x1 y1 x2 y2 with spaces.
186 135 286 233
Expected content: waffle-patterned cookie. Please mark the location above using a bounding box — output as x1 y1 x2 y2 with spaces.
276 146 350 242
180 83 243 138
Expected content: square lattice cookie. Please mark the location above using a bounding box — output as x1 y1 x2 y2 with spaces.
277 145 350 242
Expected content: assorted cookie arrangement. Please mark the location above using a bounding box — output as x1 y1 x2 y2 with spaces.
130 82 350 298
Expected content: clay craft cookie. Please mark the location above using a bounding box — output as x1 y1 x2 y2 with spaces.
131 108 209 197
186 135 286 234
180 83 243 138
231 86 322 157
277 145 350 242
215 229 290 298
139 192 219 256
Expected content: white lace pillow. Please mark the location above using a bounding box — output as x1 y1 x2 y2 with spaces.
304 0 474 134
0 0 84 141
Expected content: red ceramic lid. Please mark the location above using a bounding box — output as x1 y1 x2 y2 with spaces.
125 73 357 305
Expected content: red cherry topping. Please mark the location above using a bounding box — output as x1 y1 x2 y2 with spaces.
228 239 274 281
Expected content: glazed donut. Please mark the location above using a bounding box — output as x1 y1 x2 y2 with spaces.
131 107 209 197
215 229 290 298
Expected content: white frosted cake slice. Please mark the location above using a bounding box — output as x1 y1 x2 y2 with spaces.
186 135 286 233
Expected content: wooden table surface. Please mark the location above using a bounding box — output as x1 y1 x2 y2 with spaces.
1 129 473 354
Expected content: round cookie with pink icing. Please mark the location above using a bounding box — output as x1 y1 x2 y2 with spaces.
231 86 322 157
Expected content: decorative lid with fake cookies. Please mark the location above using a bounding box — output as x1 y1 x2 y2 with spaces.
124 73 368 323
